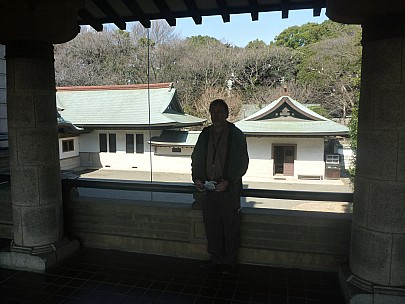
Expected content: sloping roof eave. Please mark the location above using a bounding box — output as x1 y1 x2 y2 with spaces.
243 132 349 136
74 123 198 129
148 141 195 147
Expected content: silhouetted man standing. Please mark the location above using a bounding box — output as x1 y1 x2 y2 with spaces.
191 99 249 274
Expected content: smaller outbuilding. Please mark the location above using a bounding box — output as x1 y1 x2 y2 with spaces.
56 83 205 171
235 95 350 181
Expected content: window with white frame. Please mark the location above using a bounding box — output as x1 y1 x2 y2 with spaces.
62 139 74 152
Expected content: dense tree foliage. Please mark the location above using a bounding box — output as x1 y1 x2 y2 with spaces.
54 19 362 125
273 20 360 49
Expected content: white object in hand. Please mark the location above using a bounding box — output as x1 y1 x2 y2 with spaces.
204 181 217 191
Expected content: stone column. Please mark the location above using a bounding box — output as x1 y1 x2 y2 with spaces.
0 41 79 272
339 13 405 304
0 0 82 272
8 41 64 246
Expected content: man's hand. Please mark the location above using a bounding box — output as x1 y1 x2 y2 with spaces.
194 179 205 192
215 179 229 192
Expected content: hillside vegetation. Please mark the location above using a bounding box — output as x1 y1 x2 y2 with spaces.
54 20 362 123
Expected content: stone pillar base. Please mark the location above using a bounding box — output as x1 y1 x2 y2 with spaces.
339 264 405 304
0 237 79 272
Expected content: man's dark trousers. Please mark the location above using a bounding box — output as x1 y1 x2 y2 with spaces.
202 191 241 266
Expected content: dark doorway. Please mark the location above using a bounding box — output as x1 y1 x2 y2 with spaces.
273 145 295 176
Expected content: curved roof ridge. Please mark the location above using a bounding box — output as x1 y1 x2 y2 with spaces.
285 96 328 121
241 95 328 122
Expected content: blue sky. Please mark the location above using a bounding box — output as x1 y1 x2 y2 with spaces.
174 9 328 47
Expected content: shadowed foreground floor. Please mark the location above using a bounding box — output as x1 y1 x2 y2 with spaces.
0 239 345 304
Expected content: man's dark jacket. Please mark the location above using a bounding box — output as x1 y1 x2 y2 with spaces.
191 122 249 195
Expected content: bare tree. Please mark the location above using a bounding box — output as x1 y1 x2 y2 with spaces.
232 45 299 98
129 20 180 46
184 86 244 127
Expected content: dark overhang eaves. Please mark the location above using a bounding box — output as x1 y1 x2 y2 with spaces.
281 0 289 19
313 0 323 16
121 0 151 28
183 0 203 25
93 0 127 30
248 0 259 21
216 0 230 23
152 0 177 26
78 8 104 32
77 0 327 30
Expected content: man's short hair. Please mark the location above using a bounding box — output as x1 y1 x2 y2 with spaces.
209 99 229 116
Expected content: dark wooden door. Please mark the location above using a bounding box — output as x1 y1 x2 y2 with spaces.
274 146 284 174
283 146 294 176
273 145 295 176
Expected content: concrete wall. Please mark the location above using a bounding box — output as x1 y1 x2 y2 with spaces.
62 196 351 272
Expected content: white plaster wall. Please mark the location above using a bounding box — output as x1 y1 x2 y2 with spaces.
98 151 150 170
80 151 193 173
245 136 325 179
79 132 99 152
79 130 158 153
76 131 328 181
244 137 273 181
294 138 325 178
77 129 194 173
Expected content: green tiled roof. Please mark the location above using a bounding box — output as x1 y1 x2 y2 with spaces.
236 120 349 135
235 95 349 136
56 84 205 128
149 130 200 146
